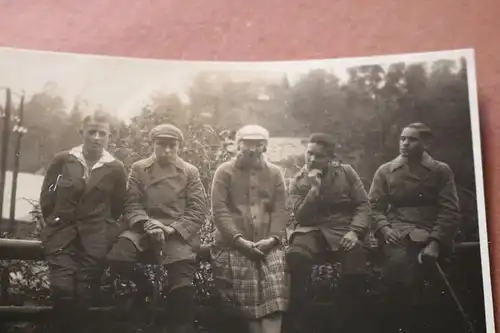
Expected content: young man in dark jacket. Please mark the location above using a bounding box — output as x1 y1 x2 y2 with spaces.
39 111 127 332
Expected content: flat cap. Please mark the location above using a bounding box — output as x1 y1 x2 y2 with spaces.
149 124 184 142
235 124 270 143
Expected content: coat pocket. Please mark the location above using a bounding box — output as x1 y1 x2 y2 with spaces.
53 179 78 221
95 182 115 204
96 181 114 193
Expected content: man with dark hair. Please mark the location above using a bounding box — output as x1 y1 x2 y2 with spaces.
368 122 461 332
106 123 207 333
39 110 127 333
285 133 371 333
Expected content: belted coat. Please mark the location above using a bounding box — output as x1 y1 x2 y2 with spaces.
368 152 461 246
288 162 371 251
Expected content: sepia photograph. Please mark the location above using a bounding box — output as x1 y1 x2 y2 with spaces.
0 47 492 333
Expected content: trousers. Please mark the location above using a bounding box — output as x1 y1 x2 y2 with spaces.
285 230 369 333
107 237 198 333
378 236 450 333
46 237 105 333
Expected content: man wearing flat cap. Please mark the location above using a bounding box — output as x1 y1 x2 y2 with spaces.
285 133 371 333
107 123 208 333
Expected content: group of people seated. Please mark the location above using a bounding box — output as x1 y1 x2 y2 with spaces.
38 110 461 333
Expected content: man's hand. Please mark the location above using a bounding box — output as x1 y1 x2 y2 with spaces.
340 231 358 251
307 169 323 190
380 226 401 244
161 225 177 237
419 240 440 264
145 220 176 236
144 219 164 232
254 237 278 255
147 227 165 243
234 237 265 261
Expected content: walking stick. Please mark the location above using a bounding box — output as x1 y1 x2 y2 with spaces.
435 261 477 333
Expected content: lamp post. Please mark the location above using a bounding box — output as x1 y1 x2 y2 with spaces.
9 94 27 233
0 89 12 225
0 88 27 235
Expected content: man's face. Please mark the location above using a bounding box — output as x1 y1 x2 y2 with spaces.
399 127 426 158
154 137 180 165
80 121 110 155
305 142 330 171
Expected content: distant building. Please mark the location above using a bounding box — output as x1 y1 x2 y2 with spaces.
1 171 44 223
266 137 307 164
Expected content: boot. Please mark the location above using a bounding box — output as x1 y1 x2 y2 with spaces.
162 286 197 333
51 297 79 333
284 266 311 333
383 285 415 333
111 262 154 313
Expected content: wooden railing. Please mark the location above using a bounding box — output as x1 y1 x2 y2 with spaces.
0 237 483 333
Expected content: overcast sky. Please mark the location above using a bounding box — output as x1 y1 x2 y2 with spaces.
0 47 468 121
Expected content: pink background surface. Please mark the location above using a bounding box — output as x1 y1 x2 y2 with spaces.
1 0 499 327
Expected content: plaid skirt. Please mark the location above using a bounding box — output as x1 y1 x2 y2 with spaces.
211 246 289 319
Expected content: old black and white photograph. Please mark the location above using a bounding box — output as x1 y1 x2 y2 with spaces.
0 47 493 333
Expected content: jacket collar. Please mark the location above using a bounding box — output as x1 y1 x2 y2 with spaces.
389 152 436 172
143 154 186 170
233 154 267 170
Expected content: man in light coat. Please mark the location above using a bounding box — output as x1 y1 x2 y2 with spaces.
107 123 207 333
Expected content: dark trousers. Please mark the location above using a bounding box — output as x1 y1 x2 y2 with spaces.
107 237 197 333
46 237 104 333
380 237 447 333
285 230 369 333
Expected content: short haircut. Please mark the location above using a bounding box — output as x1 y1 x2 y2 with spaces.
404 122 433 141
82 110 112 130
308 133 336 156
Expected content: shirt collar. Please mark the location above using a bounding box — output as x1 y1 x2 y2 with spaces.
389 151 435 172
69 145 115 172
